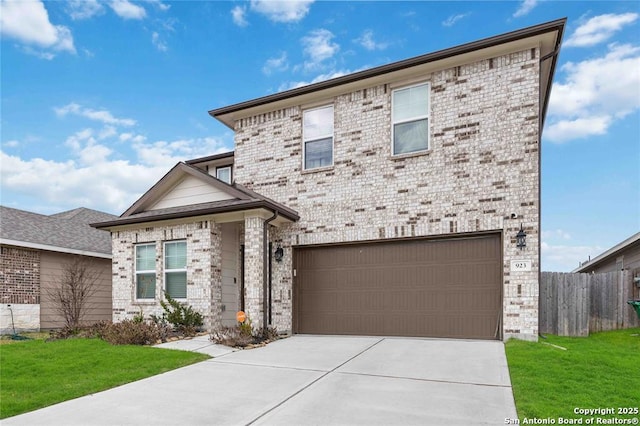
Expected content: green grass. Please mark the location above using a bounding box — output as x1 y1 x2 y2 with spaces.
506 328 640 421
0 338 209 419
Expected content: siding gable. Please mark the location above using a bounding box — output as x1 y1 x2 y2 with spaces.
149 175 235 210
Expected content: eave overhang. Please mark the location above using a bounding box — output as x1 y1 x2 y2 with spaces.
209 18 566 130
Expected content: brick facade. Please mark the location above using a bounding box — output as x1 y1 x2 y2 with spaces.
108 46 544 340
111 221 221 329
0 246 41 304
233 48 541 340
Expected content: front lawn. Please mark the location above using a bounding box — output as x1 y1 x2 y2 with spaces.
0 338 209 419
506 328 640 422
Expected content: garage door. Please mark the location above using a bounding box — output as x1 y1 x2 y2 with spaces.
294 234 502 339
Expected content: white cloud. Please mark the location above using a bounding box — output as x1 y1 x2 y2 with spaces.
146 0 170 12
54 103 137 127
109 0 147 20
513 0 537 18
263 52 289 75
542 229 572 241
541 241 603 272
67 0 104 20
301 29 339 71
280 68 364 91
0 0 76 57
231 5 249 27
565 13 638 48
546 43 640 143
442 13 470 27
354 30 389 51
0 130 230 214
151 32 168 51
99 126 118 140
545 116 612 142
3 140 20 148
250 0 314 23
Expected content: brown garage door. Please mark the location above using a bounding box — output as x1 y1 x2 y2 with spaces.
294 234 502 339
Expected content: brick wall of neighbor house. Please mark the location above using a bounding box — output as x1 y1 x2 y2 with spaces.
111 220 222 329
235 48 541 340
0 246 41 333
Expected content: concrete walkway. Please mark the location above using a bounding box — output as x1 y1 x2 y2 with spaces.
4 335 517 426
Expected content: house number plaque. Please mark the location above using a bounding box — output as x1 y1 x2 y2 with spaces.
510 260 532 272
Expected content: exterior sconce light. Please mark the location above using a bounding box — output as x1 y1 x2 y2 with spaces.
274 246 284 262
516 224 526 250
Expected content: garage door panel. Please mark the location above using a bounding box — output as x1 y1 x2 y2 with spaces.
294 234 501 339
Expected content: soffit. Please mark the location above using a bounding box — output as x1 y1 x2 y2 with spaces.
211 20 564 129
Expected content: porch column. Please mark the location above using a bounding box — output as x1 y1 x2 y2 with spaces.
243 214 265 329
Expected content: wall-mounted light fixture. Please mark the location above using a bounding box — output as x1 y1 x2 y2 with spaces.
274 246 284 262
516 224 527 250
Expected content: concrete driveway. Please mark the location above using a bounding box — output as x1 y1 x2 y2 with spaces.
4 335 517 426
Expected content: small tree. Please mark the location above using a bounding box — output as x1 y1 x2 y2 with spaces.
46 256 102 329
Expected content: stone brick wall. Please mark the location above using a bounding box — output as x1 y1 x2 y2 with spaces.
111 220 221 329
0 304 40 334
234 47 541 340
0 245 40 304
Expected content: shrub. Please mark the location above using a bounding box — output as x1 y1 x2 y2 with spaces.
158 293 204 336
210 326 254 348
210 324 279 348
99 320 169 345
47 321 110 341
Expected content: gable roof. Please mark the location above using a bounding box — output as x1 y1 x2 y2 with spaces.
209 18 566 130
573 232 640 273
92 162 298 229
0 206 116 258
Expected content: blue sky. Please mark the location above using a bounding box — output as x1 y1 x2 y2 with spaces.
1 0 639 272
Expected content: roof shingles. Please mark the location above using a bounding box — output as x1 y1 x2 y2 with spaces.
0 206 116 255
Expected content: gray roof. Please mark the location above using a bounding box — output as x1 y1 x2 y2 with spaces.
0 206 116 257
573 232 640 273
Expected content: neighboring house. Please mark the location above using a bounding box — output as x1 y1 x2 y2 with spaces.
0 206 116 333
574 232 640 275
93 19 566 341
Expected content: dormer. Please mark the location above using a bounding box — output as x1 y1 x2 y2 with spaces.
186 151 234 184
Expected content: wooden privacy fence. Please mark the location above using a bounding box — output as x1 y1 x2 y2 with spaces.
539 271 640 336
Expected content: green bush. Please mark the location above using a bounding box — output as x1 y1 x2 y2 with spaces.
158 293 204 336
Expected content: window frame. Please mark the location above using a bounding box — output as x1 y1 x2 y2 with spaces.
163 240 187 300
216 165 232 184
135 243 156 301
391 82 431 156
302 104 334 171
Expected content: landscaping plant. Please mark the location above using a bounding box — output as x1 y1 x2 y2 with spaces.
156 292 204 336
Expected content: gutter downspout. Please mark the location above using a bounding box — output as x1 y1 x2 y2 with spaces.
263 210 278 329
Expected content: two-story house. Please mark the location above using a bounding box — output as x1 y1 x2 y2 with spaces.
93 19 566 341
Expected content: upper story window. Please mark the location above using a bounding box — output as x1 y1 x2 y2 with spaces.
135 243 156 299
216 166 232 184
392 82 430 155
303 105 334 170
164 240 187 299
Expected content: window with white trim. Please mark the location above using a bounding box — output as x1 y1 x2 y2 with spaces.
135 243 156 299
164 240 187 299
216 166 232 184
392 82 430 155
303 105 334 170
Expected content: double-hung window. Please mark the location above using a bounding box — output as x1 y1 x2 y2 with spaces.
303 105 334 170
164 240 187 299
392 83 430 155
135 243 156 299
